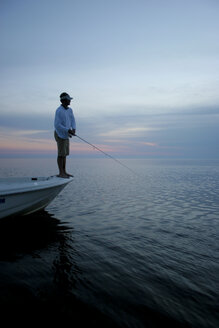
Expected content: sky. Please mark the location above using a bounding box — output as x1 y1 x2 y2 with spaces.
0 0 219 159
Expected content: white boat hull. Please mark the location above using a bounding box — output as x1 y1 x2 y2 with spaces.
0 176 73 219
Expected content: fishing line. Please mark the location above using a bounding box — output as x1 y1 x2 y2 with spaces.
75 135 137 176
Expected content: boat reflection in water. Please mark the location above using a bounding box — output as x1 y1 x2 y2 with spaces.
0 210 83 324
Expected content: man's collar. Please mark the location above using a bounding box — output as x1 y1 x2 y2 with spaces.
61 104 69 110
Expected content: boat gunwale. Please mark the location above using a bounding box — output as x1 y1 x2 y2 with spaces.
0 176 73 197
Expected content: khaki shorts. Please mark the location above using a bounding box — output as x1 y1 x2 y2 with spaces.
54 131 69 157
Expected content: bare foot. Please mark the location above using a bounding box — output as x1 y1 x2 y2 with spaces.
57 174 69 178
66 173 74 177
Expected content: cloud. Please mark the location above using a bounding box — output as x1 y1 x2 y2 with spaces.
141 142 158 147
0 103 219 158
9 129 50 137
99 126 160 138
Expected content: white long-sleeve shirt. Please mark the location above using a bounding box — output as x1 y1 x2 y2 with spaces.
54 105 76 139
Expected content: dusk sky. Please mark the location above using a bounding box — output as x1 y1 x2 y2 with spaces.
1 0 219 158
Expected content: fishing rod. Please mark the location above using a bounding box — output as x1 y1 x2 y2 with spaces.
75 134 137 176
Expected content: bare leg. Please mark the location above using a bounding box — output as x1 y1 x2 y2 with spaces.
57 156 68 178
63 157 74 177
63 156 66 174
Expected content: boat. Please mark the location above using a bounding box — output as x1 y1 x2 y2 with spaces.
0 176 73 219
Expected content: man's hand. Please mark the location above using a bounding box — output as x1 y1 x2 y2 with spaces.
68 129 76 136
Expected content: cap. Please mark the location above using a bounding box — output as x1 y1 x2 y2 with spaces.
60 92 73 101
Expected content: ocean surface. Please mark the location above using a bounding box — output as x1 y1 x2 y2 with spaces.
0 158 218 327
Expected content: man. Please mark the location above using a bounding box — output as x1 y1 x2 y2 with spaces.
54 92 76 178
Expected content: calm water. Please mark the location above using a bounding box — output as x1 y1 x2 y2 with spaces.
0 158 218 327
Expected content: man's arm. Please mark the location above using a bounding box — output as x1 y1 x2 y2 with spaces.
55 110 69 136
69 109 76 136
